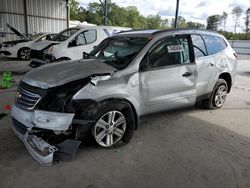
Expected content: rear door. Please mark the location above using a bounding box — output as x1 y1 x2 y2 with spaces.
191 34 215 97
139 35 197 114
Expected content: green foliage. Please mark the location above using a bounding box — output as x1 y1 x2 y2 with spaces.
219 31 250 40
206 15 220 31
70 0 80 21
69 1 170 29
70 1 231 34
186 22 206 29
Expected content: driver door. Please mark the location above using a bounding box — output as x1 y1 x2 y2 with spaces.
139 35 197 114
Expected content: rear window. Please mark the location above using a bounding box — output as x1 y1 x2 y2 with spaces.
202 35 227 55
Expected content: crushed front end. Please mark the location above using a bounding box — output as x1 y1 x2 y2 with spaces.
11 80 92 165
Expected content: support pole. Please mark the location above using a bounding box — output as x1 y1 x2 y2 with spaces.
104 0 108 26
174 0 179 28
23 0 29 36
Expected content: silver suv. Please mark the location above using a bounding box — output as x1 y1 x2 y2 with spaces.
11 29 237 165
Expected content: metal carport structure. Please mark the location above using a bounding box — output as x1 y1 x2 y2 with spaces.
0 0 69 42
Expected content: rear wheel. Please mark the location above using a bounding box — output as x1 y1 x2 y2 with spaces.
18 47 30 60
203 79 228 109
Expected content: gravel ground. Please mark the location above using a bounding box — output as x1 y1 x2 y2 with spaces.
0 55 250 188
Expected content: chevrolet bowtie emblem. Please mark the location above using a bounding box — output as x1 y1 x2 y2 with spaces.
16 92 22 98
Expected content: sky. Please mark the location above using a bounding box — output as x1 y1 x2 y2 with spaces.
77 0 250 32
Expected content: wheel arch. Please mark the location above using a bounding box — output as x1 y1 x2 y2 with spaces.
99 98 139 130
56 57 71 61
219 72 232 93
78 97 139 130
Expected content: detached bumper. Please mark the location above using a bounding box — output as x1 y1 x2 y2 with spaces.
11 118 57 165
11 105 76 165
11 105 75 131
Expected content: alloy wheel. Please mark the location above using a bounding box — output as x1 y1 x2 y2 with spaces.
20 49 30 60
214 85 227 107
94 111 126 147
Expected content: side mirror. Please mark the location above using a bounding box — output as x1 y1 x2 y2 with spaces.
83 51 90 59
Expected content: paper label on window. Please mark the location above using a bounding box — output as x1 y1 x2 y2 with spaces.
167 45 184 53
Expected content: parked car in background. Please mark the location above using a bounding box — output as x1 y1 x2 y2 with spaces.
29 26 131 67
11 29 237 165
0 24 56 60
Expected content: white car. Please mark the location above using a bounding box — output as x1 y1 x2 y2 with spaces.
29 26 131 67
0 24 56 60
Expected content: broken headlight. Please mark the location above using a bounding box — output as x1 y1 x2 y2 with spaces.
37 78 91 113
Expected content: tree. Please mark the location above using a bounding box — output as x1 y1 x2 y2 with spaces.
85 3 103 25
231 6 243 33
145 15 163 29
177 16 186 28
170 16 186 28
245 8 250 32
69 1 171 29
219 11 228 31
186 21 206 29
206 15 220 30
70 0 80 21
126 6 141 29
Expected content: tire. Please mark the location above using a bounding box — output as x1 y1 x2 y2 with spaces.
18 47 31 60
203 79 228 109
91 101 135 148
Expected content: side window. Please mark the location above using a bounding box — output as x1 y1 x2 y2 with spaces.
147 36 190 69
84 29 97 44
72 29 97 46
191 35 207 58
76 33 86 46
202 35 227 55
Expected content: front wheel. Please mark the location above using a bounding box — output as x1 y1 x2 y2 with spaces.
91 102 135 148
18 47 30 60
203 79 228 109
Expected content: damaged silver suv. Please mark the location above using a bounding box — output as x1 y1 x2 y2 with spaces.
11 29 237 165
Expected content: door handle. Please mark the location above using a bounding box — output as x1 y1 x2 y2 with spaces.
208 63 214 67
182 72 192 77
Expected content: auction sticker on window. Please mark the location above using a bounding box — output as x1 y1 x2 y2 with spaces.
167 45 184 53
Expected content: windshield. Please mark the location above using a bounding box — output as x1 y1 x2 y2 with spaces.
52 28 79 42
90 37 149 70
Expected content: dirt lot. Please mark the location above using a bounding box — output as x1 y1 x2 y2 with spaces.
0 55 250 188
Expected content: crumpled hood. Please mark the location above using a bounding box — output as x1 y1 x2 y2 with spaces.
31 40 60 51
22 59 116 89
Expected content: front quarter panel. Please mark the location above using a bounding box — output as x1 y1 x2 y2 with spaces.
72 73 141 116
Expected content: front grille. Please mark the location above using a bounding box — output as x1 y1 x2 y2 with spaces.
16 82 45 110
